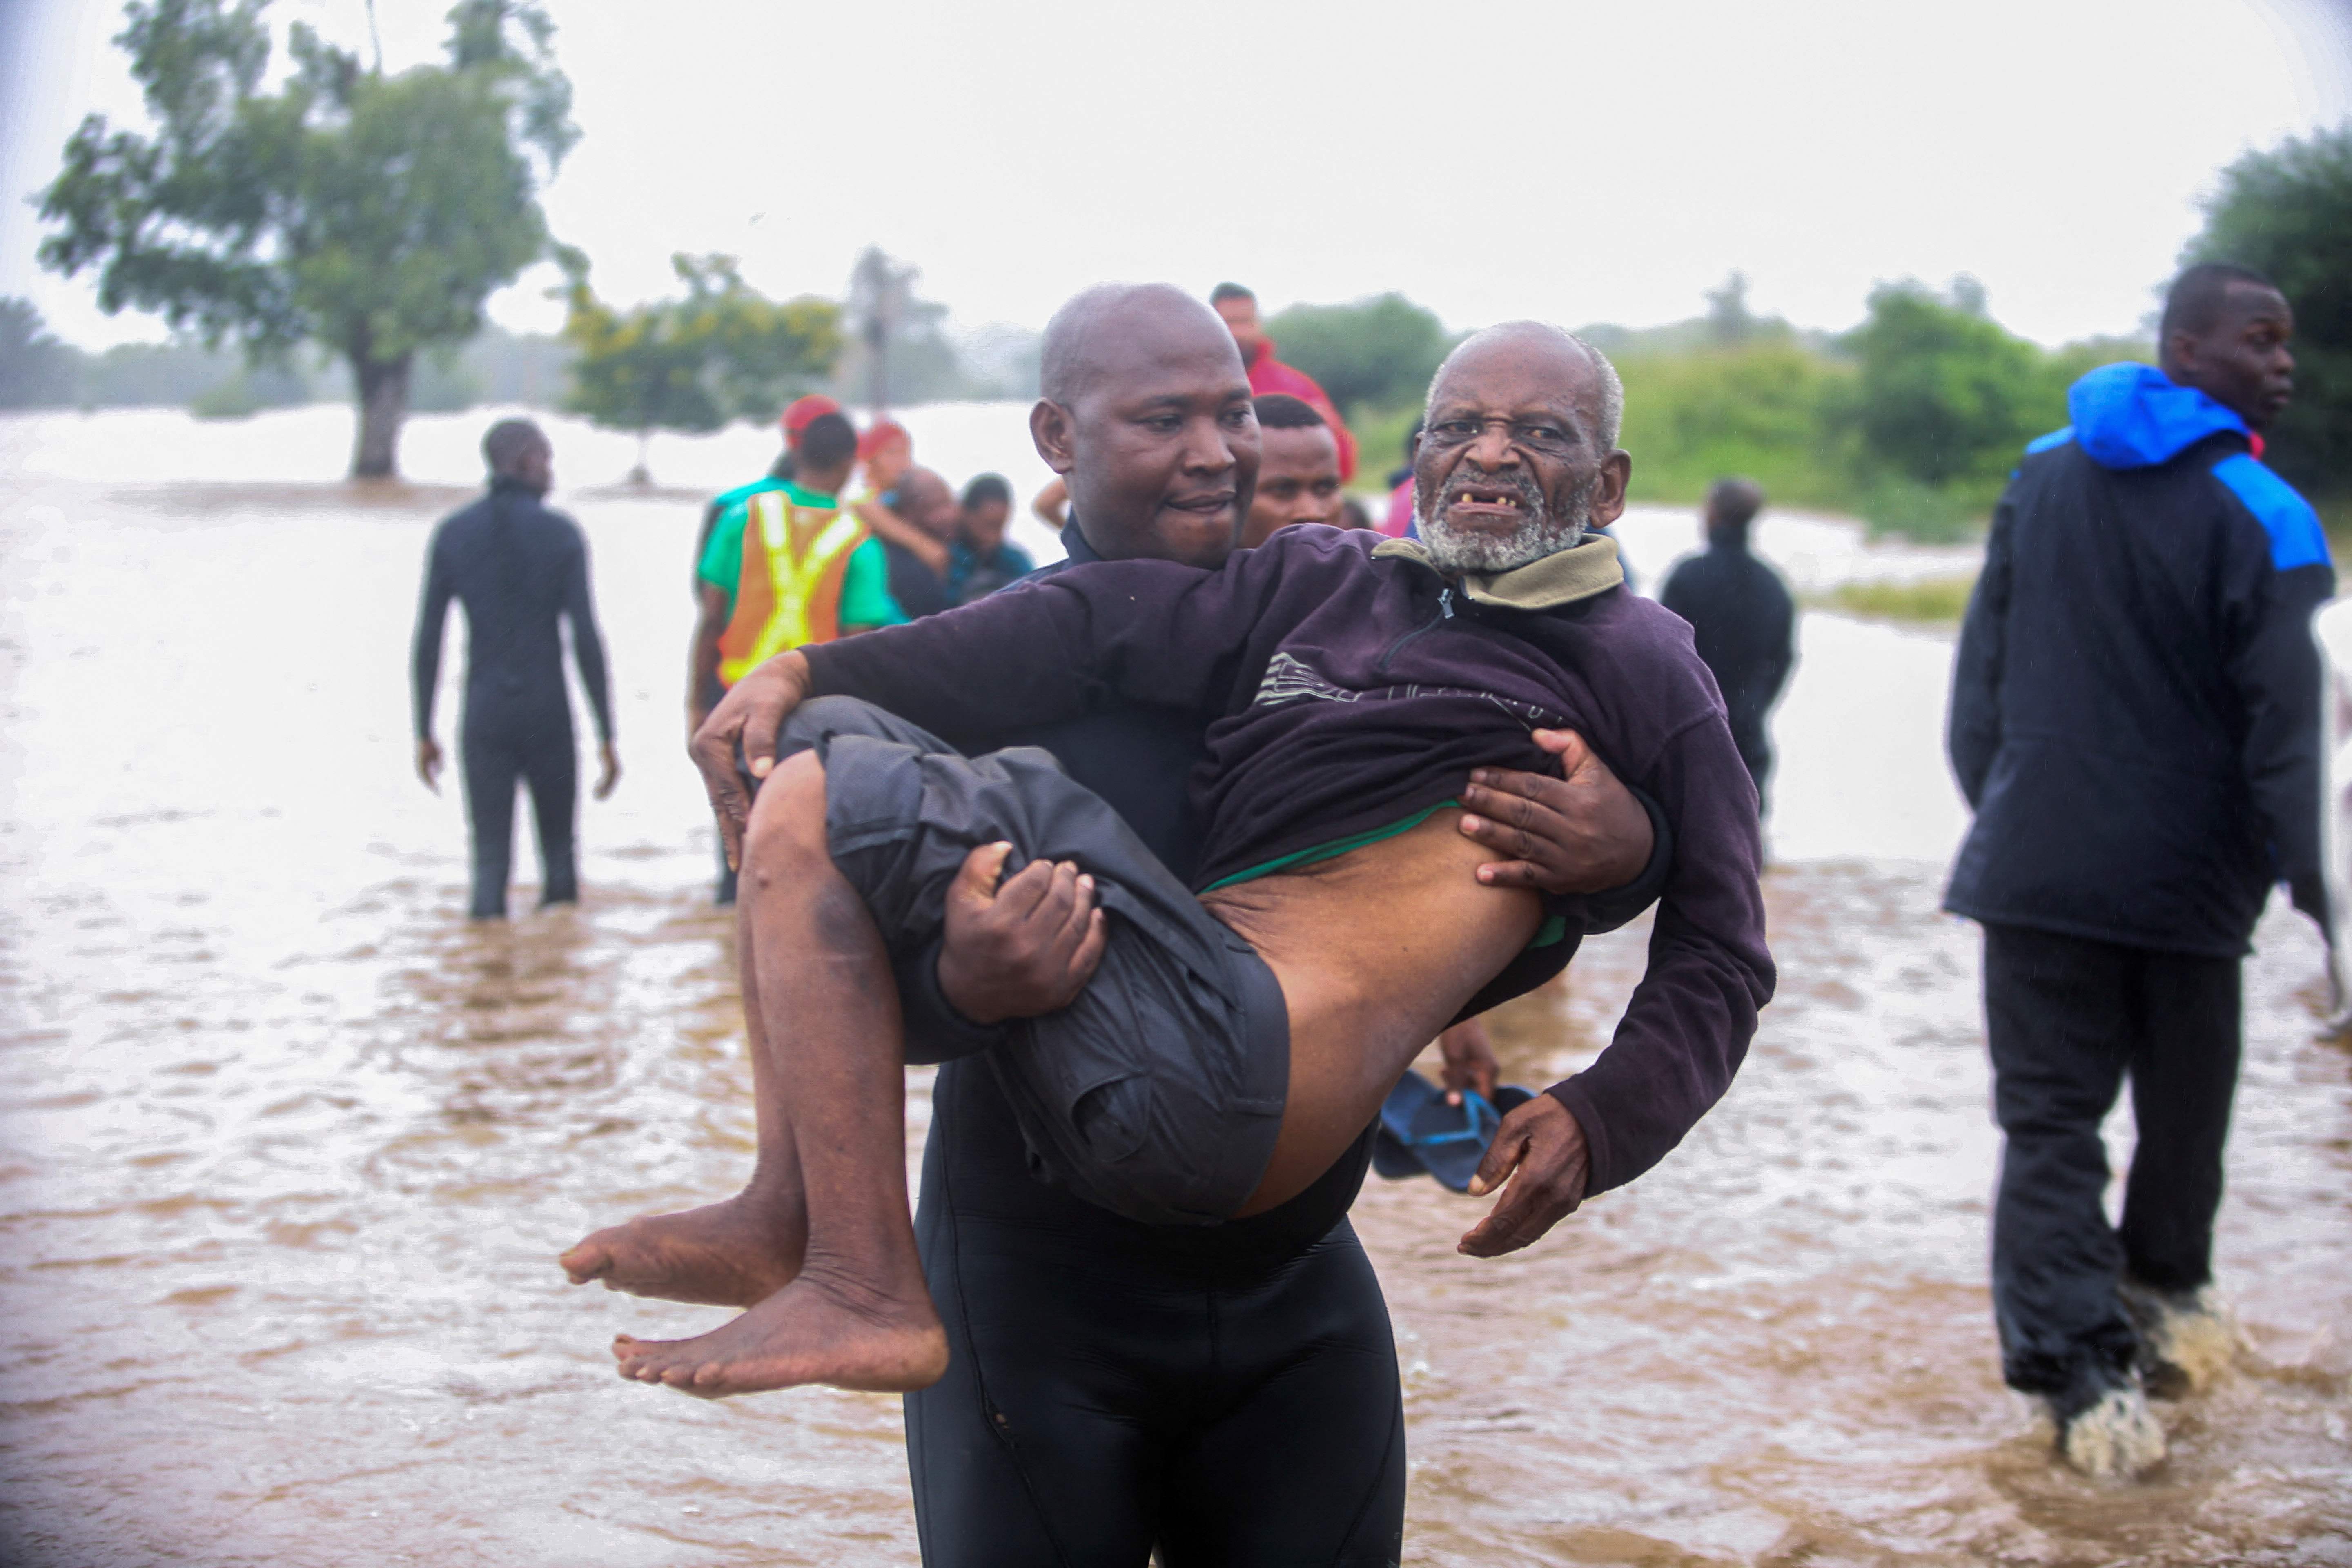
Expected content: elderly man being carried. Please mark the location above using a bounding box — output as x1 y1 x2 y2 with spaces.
566 289 1774 1397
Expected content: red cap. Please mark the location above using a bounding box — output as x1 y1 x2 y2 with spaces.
858 419 911 461
781 394 842 440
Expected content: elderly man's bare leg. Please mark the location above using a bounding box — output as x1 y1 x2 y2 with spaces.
558 896 808 1308
610 749 948 1397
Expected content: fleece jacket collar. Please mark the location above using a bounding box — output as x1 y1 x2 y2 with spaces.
1372 531 1624 610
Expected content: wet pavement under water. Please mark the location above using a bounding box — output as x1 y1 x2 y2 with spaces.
1 407 2348 1565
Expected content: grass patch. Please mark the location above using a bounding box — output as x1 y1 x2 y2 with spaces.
1345 403 1419 494
1818 575 1978 626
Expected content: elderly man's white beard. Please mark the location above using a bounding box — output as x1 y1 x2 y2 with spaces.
1417 470 1594 574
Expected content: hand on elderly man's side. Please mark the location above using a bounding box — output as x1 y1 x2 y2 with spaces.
1458 728 1652 895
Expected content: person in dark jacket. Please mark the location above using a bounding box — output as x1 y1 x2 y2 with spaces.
1660 479 1795 813
412 419 620 919
873 467 961 620
589 290 1699 1565
1945 262 2331 1479
943 473 1033 604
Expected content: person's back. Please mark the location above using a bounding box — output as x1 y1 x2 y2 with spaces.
1658 480 1793 808
1944 265 2332 1481
412 420 617 919
1947 361 2332 953
431 488 595 713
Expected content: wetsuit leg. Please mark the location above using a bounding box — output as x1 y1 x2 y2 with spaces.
517 708 579 907
906 1111 1160 1566
1157 1223 1405 1568
460 719 522 920
2118 952 2241 1292
1982 923 2140 1394
906 1068 1404 1567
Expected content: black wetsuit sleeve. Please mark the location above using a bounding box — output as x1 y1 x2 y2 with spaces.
562 523 616 743
411 527 455 740
802 547 1289 746
1948 492 2016 809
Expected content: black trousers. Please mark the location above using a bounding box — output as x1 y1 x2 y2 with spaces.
460 705 578 919
1981 922 2241 1394
906 1066 1406 1567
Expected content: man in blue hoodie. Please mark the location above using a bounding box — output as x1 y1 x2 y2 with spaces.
1946 263 2332 1478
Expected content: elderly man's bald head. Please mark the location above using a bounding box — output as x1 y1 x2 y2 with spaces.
1029 283 1260 569
1427 322 1623 452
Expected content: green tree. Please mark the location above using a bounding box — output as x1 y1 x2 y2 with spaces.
37 0 577 477
1616 341 1852 508
1264 293 1457 413
563 254 840 484
1840 280 2044 488
2183 120 2352 499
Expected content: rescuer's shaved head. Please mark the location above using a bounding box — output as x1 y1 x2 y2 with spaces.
1030 284 1260 568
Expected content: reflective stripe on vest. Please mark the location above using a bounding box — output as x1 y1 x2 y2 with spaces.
715 492 870 686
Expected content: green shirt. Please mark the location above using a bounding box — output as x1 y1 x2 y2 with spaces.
697 480 906 630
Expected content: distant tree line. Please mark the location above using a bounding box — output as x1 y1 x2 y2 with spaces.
0 298 570 415
1265 118 2351 542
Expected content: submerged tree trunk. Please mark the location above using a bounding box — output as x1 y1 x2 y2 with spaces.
350 351 414 479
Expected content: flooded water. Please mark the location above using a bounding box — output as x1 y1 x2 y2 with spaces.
2 404 2346 1566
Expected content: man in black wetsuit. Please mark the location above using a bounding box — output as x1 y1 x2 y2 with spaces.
1659 479 1795 815
413 419 620 919
686 287 1672 1564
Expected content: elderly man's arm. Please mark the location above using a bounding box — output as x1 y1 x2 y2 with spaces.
1458 709 1772 1257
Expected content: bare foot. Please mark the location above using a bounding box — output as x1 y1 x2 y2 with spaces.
559 1191 804 1309
611 1272 948 1397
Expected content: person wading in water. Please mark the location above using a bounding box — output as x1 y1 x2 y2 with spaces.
411 419 620 920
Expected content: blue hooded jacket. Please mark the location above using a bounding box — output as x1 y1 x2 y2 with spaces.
1945 363 2333 954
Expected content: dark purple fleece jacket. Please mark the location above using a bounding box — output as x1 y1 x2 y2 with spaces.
803 525 1772 1197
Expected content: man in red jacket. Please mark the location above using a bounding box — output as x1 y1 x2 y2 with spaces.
1212 281 1358 480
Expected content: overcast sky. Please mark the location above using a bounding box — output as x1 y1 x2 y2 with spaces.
4 0 2348 352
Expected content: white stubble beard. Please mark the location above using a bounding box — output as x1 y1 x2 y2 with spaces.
1417 471 1595 573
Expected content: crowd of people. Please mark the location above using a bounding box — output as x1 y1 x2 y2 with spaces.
404 264 2331 1560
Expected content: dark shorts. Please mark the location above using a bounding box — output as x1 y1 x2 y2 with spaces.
774 696 1289 1227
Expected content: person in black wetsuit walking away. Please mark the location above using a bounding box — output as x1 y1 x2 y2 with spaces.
412 419 620 919
1659 479 1794 816
1946 263 2332 1479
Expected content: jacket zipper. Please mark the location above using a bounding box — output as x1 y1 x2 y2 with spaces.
1376 586 1455 674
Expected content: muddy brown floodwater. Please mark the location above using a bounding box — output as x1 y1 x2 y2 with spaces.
2 407 2348 1566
